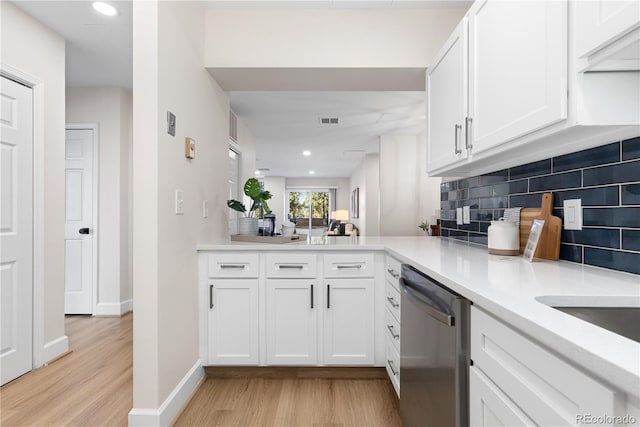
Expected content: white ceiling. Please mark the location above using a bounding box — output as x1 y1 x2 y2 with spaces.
13 0 435 179
13 0 133 89
231 91 426 178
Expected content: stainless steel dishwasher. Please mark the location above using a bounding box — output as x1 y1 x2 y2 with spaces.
399 264 470 427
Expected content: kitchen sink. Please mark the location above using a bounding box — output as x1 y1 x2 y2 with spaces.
552 306 640 343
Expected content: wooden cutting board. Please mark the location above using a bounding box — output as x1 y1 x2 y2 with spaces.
533 193 562 260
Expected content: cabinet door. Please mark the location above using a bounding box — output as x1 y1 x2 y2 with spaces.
470 367 536 427
323 278 374 365
575 0 640 58
468 0 567 153
427 18 469 173
207 279 259 365
266 279 318 365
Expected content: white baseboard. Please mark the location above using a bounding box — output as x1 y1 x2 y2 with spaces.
95 299 133 316
43 335 69 364
128 360 204 427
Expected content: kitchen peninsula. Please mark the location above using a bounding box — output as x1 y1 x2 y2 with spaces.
198 236 640 425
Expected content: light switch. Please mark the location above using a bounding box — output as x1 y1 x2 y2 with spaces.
202 199 209 218
563 199 582 230
175 189 184 215
463 206 471 224
456 208 463 225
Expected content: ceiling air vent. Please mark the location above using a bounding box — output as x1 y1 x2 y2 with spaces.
319 117 339 125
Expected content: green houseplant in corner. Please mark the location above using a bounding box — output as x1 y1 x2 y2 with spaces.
227 178 272 235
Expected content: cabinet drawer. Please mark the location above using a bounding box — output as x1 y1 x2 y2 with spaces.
208 253 259 278
384 308 401 353
471 306 620 426
385 340 400 398
266 253 317 278
323 253 375 278
385 283 401 322
385 255 402 290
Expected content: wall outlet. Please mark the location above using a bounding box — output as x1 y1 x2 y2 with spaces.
456 208 463 225
463 206 471 224
175 189 184 215
563 199 582 230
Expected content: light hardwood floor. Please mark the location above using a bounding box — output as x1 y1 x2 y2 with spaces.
0 314 133 427
175 368 402 427
1 314 402 427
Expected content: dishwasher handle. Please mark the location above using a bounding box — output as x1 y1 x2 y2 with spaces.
400 282 454 327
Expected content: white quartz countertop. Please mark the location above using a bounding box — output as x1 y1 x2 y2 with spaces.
197 236 640 396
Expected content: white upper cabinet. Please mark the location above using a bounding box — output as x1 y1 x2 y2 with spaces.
427 18 469 172
467 0 567 154
575 0 640 71
426 0 640 177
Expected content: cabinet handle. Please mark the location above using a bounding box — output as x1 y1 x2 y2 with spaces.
336 264 362 270
220 264 246 269
209 284 214 309
386 296 399 309
454 124 462 154
310 284 314 309
278 264 304 269
386 324 399 340
386 268 399 279
387 360 398 376
327 284 331 309
465 117 473 150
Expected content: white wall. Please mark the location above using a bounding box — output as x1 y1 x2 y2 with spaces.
236 117 256 186
350 154 380 236
417 130 442 229
131 0 229 418
1 1 67 357
66 87 133 313
204 8 466 68
379 134 419 236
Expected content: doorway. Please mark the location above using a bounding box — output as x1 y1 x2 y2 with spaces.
64 125 98 315
0 76 34 385
287 189 333 236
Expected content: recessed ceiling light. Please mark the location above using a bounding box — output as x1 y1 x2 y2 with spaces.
302 150 311 156
309 170 315 175
92 2 118 16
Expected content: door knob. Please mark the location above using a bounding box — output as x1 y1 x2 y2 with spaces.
78 228 91 235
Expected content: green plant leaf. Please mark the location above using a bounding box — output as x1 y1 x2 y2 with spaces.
227 199 246 213
243 178 263 199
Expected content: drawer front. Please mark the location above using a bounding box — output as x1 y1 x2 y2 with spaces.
385 340 400 397
385 308 401 353
208 253 259 278
471 307 620 426
385 283 401 322
385 255 402 291
266 253 317 278
323 253 375 278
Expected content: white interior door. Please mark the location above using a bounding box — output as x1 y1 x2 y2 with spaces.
64 128 94 314
0 76 34 385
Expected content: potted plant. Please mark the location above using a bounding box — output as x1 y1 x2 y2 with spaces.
227 178 272 235
418 220 430 236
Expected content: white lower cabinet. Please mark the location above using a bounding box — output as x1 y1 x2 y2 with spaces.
266 279 318 365
470 366 535 426
470 306 623 426
323 278 375 365
207 278 259 365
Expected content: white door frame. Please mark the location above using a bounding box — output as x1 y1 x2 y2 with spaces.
1 63 45 368
65 123 99 316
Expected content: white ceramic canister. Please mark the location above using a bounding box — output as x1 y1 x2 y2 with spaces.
487 219 520 255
